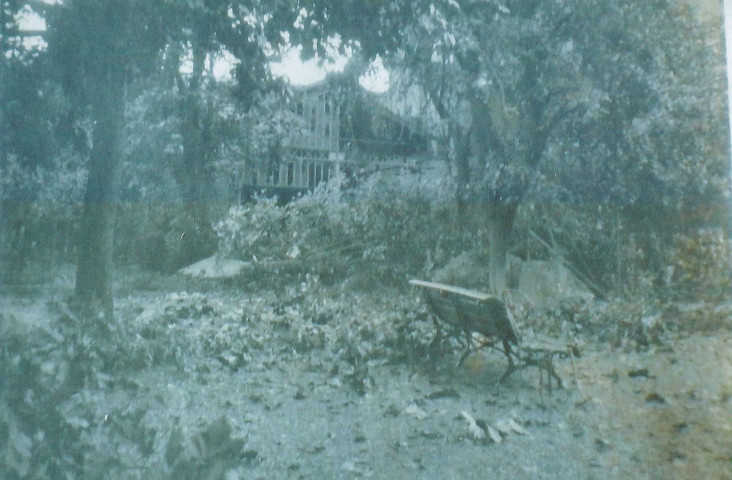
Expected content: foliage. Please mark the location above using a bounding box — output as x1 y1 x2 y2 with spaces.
2 0 729 304
515 204 637 298
0 58 75 170
0 300 125 479
0 264 436 477
166 417 251 480
1 151 85 285
35 0 307 305
115 203 227 272
0 294 249 479
321 0 729 213
301 0 730 294
513 203 731 301
0 35 88 273
123 276 434 374
120 82 182 203
215 170 465 284
669 228 732 302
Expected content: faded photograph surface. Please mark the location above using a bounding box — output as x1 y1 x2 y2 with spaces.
1 1 730 478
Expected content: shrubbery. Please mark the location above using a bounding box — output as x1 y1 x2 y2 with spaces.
215 167 731 303
215 172 467 285
116 204 224 273
1 152 85 286
669 228 732 302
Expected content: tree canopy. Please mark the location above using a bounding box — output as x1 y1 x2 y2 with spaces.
1 0 729 301
296 0 729 290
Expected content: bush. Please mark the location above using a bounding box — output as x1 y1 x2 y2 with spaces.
1 152 84 286
215 171 467 286
669 228 732 302
116 203 225 272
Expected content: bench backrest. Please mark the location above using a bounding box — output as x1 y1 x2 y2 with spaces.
410 279 521 345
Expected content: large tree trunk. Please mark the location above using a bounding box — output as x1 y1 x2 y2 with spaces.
75 67 125 320
464 97 519 294
486 203 518 294
451 123 471 219
174 42 216 266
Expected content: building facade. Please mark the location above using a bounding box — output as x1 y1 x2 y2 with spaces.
240 84 343 201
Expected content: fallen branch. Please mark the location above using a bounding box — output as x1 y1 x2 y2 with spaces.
528 230 607 300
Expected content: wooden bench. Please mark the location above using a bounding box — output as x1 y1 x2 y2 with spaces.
410 279 568 389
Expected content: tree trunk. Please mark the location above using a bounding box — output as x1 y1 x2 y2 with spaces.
463 96 518 294
174 42 216 266
75 67 125 320
486 203 518 294
451 124 471 219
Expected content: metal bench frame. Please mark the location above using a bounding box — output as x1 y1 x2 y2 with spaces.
410 279 567 389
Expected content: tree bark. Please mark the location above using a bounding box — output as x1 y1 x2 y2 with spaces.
485 203 518 293
464 96 519 293
75 66 125 320
451 123 471 219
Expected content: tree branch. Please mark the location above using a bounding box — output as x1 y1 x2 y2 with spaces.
528 229 607 300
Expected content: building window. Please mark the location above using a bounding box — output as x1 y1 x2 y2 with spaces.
325 124 330 137
325 101 331 114
310 107 316 131
315 163 323 185
297 102 303 115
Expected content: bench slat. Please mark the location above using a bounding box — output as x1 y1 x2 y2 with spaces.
409 279 492 301
425 298 460 324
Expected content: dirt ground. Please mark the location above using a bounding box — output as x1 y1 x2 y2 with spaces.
1 271 730 480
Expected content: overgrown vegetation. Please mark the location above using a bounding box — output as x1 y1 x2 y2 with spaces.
0 275 437 478
1 1 731 478
215 173 465 285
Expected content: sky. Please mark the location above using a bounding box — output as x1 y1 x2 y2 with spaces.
13 2 732 107
270 47 389 92
15 6 390 92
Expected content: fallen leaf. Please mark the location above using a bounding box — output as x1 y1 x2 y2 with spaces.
628 367 650 378
486 425 502 444
594 437 612 452
646 392 666 404
460 410 486 441
426 388 460 400
507 418 530 436
383 404 401 417
495 418 512 436
406 403 427 420
673 422 688 433
342 459 373 476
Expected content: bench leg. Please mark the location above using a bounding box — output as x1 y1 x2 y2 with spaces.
502 339 516 364
495 339 519 385
498 363 519 384
457 330 473 367
547 363 564 390
429 317 442 350
428 317 444 368
538 354 564 391
531 354 565 392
